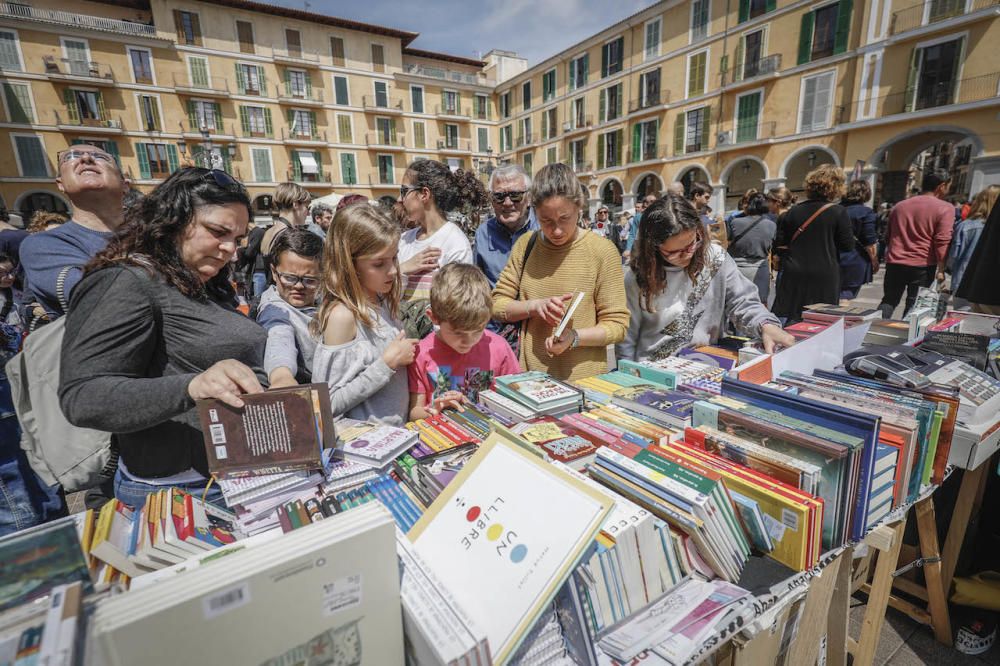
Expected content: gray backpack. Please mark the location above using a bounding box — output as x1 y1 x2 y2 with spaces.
6 267 117 493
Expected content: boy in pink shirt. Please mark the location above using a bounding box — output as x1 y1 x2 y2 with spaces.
408 263 521 419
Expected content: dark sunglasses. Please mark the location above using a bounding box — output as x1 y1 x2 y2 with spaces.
399 184 424 199
275 272 320 289
194 167 243 193
491 190 527 204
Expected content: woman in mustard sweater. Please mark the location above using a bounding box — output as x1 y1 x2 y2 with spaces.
492 164 629 381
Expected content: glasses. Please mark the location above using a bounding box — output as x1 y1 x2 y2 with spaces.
597 209 609 215
491 190 527 204
661 237 703 259
57 149 115 166
194 167 243 193
399 184 424 199
275 272 320 289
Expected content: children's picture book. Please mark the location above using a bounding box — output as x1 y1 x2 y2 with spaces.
0 517 93 614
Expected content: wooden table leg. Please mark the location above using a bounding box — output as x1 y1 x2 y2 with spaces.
853 520 906 666
914 497 952 644
827 547 852 666
940 460 991 597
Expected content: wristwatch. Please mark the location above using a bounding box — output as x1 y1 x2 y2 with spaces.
569 329 580 349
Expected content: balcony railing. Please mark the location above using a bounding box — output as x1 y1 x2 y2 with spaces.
276 85 323 105
43 57 115 83
362 96 404 112
723 53 782 85
563 116 594 134
732 120 778 144
627 146 668 163
515 133 534 148
403 63 494 87
889 0 999 34
281 127 327 143
871 72 1000 117
437 139 471 152
289 170 332 185
0 2 158 38
365 133 406 148
271 47 321 66
473 106 491 121
435 105 470 118
628 91 670 113
172 73 231 96
368 175 397 187
53 111 123 131
179 121 236 138
563 160 593 173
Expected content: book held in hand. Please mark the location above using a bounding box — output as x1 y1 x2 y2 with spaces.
196 383 334 479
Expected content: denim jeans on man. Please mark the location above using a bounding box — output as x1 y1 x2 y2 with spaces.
112 468 224 511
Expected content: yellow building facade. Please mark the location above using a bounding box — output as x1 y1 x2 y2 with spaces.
1 0 998 220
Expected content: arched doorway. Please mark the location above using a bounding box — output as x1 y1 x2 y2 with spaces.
677 166 711 197
782 146 839 196
722 158 767 211
633 172 663 200
14 190 71 223
600 179 623 210
868 126 985 204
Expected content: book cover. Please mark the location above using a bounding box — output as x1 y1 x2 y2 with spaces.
197 383 333 479
0 517 93 613
495 371 581 408
343 425 418 464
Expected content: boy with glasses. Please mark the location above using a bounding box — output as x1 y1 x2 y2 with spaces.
474 165 538 287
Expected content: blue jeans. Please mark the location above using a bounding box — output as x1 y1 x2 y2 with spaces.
0 374 65 537
251 271 267 299
113 468 225 511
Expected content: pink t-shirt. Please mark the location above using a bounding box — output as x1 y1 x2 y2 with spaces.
407 330 521 403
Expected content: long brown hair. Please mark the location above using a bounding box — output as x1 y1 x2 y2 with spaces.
311 203 401 336
629 193 709 313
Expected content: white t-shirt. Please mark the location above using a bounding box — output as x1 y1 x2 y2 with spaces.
398 221 473 301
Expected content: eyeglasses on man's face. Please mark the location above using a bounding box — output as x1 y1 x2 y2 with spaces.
58 149 115 166
491 190 527 204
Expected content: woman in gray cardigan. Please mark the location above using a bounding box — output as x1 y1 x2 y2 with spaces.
616 194 794 363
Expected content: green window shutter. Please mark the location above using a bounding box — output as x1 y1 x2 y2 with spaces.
314 151 322 177
287 109 294 129
903 47 919 112
3 84 30 123
213 103 222 128
597 133 605 169
455 92 461 113
304 71 312 96
833 0 853 54
599 89 606 122
258 66 266 92
263 107 272 136
292 151 302 180
166 145 178 173
334 77 348 105
190 57 208 86
614 129 622 166
567 62 574 91
64 89 79 123
309 111 317 138
136 143 151 179
341 154 356 184
150 98 161 130
632 124 641 161
674 114 685 156
720 54 729 76
615 83 623 117
187 100 197 128
390 119 397 142
766 0 776 12
441 91 447 112
734 39 745 82
541 111 548 139
739 0 750 22
284 70 291 96
105 141 120 168
235 63 245 94
601 43 609 78
798 12 815 64
239 106 250 134
582 54 589 85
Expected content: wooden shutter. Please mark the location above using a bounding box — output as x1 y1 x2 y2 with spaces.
597 133 605 169
236 21 254 54
833 0 854 54
235 63 246 94
801 75 818 131
330 37 345 66
615 83 623 117
601 42 609 78
903 47 919 112
313 151 322 177
541 111 548 140
798 12 815 64
334 76 348 105
149 97 161 130
389 119 397 143
187 100 198 129
766 0 776 12
341 153 355 184
599 89 606 122
674 113 685 156
257 66 266 92
63 89 79 123
3 84 30 123
738 0 750 22
309 111 317 138
189 57 208 87
632 124 641 162
213 103 222 130
338 115 352 143
166 145 179 173
190 14 202 46
283 69 291 96
304 71 312 96
173 10 185 42
581 54 589 86
239 105 250 134
263 107 272 136
96 91 108 121
371 44 384 73
135 143 150 179
734 38 745 82
614 129 622 166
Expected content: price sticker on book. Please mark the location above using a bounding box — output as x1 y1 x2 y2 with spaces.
322 574 362 616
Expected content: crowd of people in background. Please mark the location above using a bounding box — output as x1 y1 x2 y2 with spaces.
0 145 997 536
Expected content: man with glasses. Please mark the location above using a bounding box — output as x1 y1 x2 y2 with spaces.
20 145 128 322
474 164 538 287
624 193 659 261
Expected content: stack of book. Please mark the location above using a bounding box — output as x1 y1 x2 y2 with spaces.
784 321 831 341
610 385 697 429
339 420 420 470
489 371 584 418
802 303 881 326
618 357 726 393
407 406 489 453
273 474 423 533
510 417 602 470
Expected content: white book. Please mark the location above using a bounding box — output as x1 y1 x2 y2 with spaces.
554 291 586 338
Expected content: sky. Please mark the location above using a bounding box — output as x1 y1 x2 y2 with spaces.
275 0 661 66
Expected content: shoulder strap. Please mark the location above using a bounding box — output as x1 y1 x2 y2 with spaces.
728 216 766 247
515 231 538 301
790 203 835 245
55 266 73 314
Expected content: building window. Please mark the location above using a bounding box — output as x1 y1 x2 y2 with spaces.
293 150 322 181
3 83 34 123
240 105 271 137
739 29 766 79
499 91 512 119
572 97 586 128
598 129 622 169
236 20 255 54
568 54 588 91
378 154 394 184
691 0 710 41
687 50 708 97
639 69 661 108
236 63 264 95
371 44 385 73
632 119 658 161
477 127 489 152
64 89 104 124
334 76 349 105
444 124 459 149
250 147 272 182
569 139 586 171
173 10 201 46
798 0 853 64
543 69 556 102
337 114 352 143
137 142 176 178
739 0 774 22
799 70 835 132
285 29 302 58
474 94 490 120
413 121 426 148
62 39 90 76
286 69 310 98
910 38 963 111
374 81 388 108
519 117 532 145
138 94 161 131
645 18 661 60
188 56 209 87
0 30 23 71
376 117 396 145
522 81 531 111
330 37 345 67
411 86 424 113
500 124 512 151
13 135 47 177
601 37 624 78
685 107 708 153
290 109 316 139
340 153 357 185
128 48 153 84
522 152 533 176
600 83 622 122
442 90 459 115
542 108 558 140
735 91 762 143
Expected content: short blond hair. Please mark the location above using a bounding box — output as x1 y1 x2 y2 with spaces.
430 263 492 330
273 182 311 211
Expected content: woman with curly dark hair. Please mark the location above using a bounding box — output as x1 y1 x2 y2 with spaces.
616 193 791 362
396 160 487 302
59 168 267 509
771 164 855 322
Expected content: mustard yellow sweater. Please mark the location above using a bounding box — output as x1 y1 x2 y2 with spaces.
492 229 629 381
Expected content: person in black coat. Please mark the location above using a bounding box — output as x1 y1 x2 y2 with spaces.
839 180 880 300
955 194 1000 314
771 164 855 322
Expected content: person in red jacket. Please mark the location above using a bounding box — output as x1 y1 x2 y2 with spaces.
878 170 953 319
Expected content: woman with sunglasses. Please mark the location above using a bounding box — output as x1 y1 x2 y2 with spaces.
617 194 793 363
396 160 487 302
257 227 323 388
59 168 266 509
